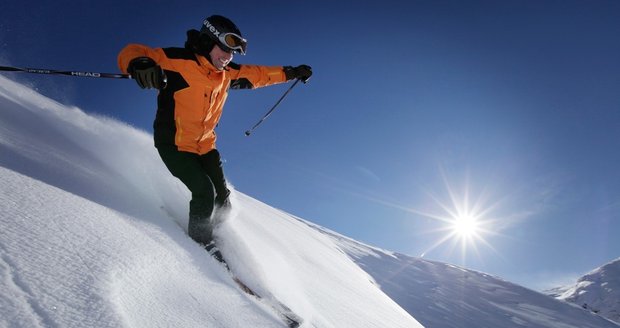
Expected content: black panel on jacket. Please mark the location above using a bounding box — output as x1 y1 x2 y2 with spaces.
154 70 189 148
162 47 199 63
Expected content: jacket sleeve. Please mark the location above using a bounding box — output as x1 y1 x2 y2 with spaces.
117 44 165 74
229 64 288 90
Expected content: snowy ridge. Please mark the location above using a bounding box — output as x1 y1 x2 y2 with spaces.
1 74 618 327
546 258 620 324
295 217 620 327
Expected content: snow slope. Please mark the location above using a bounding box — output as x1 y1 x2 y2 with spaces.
0 75 421 327
546 258 620 325
322 228 620 328
0 166 286 327
0 74 618 327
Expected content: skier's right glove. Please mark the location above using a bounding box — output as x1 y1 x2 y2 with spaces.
284 65 312 83
128 57 166 89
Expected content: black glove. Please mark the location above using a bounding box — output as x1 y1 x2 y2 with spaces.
127 57 166 89
284 65 312 83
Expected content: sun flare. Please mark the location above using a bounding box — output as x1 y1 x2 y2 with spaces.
412 173 507 263
451 214 480 238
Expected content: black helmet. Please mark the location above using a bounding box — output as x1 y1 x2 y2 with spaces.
200 15 247 55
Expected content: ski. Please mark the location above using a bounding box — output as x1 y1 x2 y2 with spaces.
205 243 302 328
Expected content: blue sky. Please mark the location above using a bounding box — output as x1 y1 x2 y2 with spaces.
2 0 619 290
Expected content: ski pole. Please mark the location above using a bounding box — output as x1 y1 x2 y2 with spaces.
0 65 130 79
245 78 301 137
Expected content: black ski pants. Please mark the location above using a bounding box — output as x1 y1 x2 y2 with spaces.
156 145 229 244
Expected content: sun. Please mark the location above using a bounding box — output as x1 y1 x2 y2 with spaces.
412 173 505 262
451 213 480 238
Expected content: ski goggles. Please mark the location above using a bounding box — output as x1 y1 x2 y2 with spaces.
218 32 247 55
202 20 247 55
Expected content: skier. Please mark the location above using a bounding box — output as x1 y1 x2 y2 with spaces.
118 15 312 253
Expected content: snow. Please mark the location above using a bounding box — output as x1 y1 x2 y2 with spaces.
1 167 280 327
546 258 620 325
322 227 620 328
0 74 421 327
1 74 618 327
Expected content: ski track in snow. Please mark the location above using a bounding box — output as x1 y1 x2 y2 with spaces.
0 246 48 328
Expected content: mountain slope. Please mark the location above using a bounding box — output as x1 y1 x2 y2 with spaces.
546 258 620 325
1 74 618 327
0 75 422 327
296 218 619 328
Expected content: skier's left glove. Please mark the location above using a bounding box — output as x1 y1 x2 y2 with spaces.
284 65 312 83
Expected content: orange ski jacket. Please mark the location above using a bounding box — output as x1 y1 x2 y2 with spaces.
118 44 288 154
